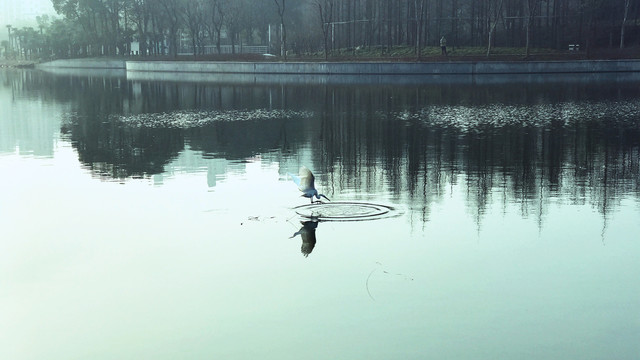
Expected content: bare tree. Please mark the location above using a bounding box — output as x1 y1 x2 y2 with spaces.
157 0 184 57
620 0 631 48
581 0 604 57
486 0 504 56
6 25 12 54
274 0 287 59
130 0 151 56
224 0 243 53
315 0 334 59
105 0 126 55
251 0 276 48
415 0 427 59
184 0 206 56
204 0 225 54
42 0 640 60
525 0 542 57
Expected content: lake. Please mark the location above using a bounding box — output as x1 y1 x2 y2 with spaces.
1 68 639 359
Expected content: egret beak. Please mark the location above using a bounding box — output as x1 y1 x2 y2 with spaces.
319 194 331 201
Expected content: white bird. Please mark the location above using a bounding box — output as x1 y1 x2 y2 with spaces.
288 166 330 203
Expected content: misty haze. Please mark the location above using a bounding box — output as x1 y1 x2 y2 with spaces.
2 1 640 360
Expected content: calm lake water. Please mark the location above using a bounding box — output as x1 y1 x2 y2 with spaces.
1 68 639 359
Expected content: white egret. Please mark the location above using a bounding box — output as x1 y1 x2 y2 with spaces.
288 166 330 203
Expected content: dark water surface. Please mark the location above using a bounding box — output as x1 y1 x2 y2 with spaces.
1 69 639 359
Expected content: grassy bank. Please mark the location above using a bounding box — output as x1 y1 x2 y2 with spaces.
0 60 37 68
5 46 639 65
299 45 640 62
159 45 638 62
304 45 562 60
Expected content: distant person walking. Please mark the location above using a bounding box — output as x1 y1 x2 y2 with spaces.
440 36 448 56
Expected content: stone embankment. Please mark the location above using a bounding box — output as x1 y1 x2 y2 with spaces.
33 58 640 82
37 59 126 69
124 59 640 75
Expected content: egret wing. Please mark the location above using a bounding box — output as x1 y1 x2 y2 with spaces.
288 173 302 187
298 166 315 191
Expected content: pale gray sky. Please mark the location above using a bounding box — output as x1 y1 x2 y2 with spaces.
1 0 56 39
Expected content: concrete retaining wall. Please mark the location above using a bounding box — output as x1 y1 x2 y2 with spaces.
125 59 640 75
38 58 640 75
38 59 126 69
126 71 640 86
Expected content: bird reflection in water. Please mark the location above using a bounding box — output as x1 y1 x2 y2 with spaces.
289 220 319 257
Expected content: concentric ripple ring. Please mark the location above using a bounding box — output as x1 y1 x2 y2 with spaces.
293 201 399 221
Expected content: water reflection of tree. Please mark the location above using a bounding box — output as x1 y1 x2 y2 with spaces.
63 77 640 229
51 74 186 179
62 79 327 178
59 77 640 220
11 71 639 226
71 124 185 179
316 85 640 228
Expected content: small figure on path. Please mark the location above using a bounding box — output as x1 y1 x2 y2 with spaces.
440 36 448 56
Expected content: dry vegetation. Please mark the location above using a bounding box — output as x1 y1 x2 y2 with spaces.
140 45 640 62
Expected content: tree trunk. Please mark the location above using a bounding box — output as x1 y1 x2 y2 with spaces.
620 0 630 48
486 0 504 57
525 20 531 57
415 0 426 59
317 0 333 60
525 0 540 58
274 0 287 60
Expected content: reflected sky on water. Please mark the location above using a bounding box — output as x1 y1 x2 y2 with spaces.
1 69 639 360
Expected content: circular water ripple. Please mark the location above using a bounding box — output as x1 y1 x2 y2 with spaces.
294 202 399 221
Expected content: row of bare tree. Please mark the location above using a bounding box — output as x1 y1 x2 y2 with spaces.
14 0 640 59
314 0 639 56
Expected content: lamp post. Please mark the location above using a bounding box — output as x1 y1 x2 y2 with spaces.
6 25 12 54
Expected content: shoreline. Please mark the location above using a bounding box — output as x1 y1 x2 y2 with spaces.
126 59 640 75
32 58 640 76
0 60 37 68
